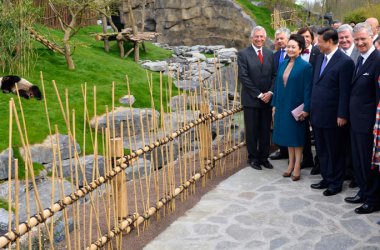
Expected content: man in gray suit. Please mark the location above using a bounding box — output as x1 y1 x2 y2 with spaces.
338 24 360 64
238 26 276 170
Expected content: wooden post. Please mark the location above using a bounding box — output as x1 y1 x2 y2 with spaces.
199 102 212 186
110 138 128 220
134 42 140 62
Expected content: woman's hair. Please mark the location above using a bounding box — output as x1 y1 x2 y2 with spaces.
288 34 306 53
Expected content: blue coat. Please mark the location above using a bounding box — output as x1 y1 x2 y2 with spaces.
310 49 355 128
272 56 313 147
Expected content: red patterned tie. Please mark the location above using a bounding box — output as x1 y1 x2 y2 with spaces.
258 49 263 64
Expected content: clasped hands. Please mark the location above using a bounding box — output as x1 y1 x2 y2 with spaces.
260 92 272 103
297 111 309 121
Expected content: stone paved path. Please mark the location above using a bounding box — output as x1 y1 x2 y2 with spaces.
145 159 380 250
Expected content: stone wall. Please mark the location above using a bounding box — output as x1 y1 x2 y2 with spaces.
121 0 255 49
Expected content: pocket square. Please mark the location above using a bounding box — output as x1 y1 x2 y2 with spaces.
363 73 370 76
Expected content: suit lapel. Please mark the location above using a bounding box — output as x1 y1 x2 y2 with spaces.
248 46 262 67
353 50 377 82
318 50 342 81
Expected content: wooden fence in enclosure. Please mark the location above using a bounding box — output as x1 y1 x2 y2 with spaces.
34 0 98 28
0 62 246 249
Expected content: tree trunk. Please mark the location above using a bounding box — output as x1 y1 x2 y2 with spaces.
63 30 75 70
101 14 110 52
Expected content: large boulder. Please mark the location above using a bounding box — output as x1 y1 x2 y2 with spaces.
125 158 153 181
0 149 15 181
141 61 168 72
91 107 160 138
20 134 81 165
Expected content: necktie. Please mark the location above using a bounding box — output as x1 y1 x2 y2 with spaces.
302 48 310 55
258 49 263 64
279 49 285 64
356 56 364 75
319 56 328 76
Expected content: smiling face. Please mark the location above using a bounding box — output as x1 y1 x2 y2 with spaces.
252 29 266 49
286 40 302 59
317 35 334 54
275 32 288 49
354 29 373 54
300 30 312 48
338 30 353 50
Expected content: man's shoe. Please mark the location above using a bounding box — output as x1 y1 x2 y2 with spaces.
355 203 380 214
310 181 328 189
344 195 365 204
269 150 288 160
250 162 262 170
323 188 342 196
301 159 315 169
310 161 320 175
262 160 273 169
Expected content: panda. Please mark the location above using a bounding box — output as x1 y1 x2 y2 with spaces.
0 75 43 100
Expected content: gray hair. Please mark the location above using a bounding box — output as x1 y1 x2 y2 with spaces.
250 26 267 38
275 27 291 38
353 22 373 36
337 24 353 35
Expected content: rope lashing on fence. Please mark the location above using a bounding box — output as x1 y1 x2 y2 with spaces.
0 106 243 248
87 141 246 249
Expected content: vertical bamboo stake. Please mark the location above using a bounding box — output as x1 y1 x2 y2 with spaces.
7 99 12 250
14 159 19 249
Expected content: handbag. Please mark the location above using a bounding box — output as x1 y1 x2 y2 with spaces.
291 103 304 121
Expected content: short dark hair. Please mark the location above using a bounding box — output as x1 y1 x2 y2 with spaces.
297 27 314 41
317 27 338 44
289 34 306 53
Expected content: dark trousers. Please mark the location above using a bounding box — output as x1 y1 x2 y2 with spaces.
244 106 272 163
366 170 380 205
344 125 354 177
314 127 345 190
351 130 376 199
302 119 313 162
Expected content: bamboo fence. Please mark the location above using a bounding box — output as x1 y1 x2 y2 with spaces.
0 60 245 249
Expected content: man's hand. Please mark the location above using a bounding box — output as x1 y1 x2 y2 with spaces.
261 92 273 103
337 117 347 127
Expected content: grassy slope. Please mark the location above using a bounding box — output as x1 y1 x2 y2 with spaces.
0 25 174 155
234 0 275 38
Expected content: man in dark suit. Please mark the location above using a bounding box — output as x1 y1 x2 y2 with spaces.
238 26 276 170
310 27 355 196
337 23 359 188
270 27 290 160
345 22 380 214
297 27 321 173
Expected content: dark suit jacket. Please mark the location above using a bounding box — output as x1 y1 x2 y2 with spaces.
308 45 321 69
350 49 380 133
273 49 289 72
310 49 355 128
238 46 276 108
350 47 360 65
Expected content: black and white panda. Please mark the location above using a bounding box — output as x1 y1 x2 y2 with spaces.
0 75 43 100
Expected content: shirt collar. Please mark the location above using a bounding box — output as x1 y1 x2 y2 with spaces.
341 43 354 56
252 44 263 54
373 34 379 42
325 46 339 62
361 45 376 61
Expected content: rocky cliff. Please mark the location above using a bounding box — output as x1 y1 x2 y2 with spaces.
121 0 256 49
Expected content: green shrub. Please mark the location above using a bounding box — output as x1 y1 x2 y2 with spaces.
344 4 380 24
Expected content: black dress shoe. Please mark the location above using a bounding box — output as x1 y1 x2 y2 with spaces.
355 203 380 214
301 159 315 169
323 188 342 196
344 195 365 204
310 181 328 189
269 150 288 160
262 160 273 169
250 162 262 170
310 162 320 175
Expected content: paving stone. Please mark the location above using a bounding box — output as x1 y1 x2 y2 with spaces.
255 193 275 202
207 216 229 224
220 204 247 216
193 223 219 235
298 229 323 242
353 246 380 250
215 241 240 250
341 209 357 219
226 224 256 241
305 194 343 203
257 185 280 192
244 240 266 249
340 219 371 238
293 214 320 227
270 236 290 250
315 202 343 217
367 236 380 244
234 214 256 226
315 233 358 250
278 197 311 212
268 214 289 227
302 209 324 220
283 241 314 250
262 228 281 239
237 191 256 200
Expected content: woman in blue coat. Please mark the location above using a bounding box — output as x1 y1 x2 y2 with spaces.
272 34 313 181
